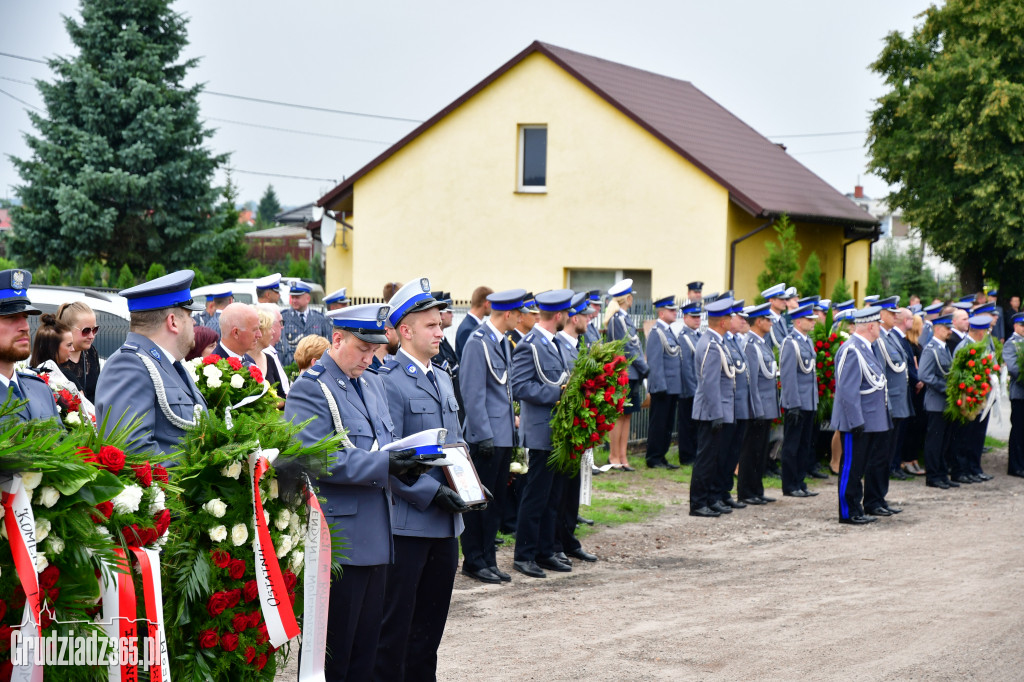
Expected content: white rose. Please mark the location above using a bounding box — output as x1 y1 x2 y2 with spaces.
509 462 522 474
36 518 51 541
290 533 303 551
263 509 270 525
230 374 245 389
203 498 227 518
520 464 529 475
202 365 222 379
288 513 300 534
35 552 48 573
112 484 144 514
290 549 304 571
47 535 65 555
149 489 166 514
95 526 110 537
230 523 248 546
155 532 169 547
0 505 4 521
274 509 291 531
208 525 227 542
38 486 60 508
268 479 279 500
221 461 242 479
276 534 293 558
206 376 222 389
21 472 42 490
65 411 82 425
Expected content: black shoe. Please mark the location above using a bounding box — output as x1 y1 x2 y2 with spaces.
554 551 573 566
689 506 721 518
890 468 911 481
759 495 777 503
739 497 766 505
946 479 960 487
866 507 893 517
952 475 974 484
839 515 876 525
784 489 812 498
536 555 572 572
567 547 598 562
592 466 603 475
1009 471 1024 478
977 473 993 481
807 470 828 480
489 566 512 582
621 465 636 472
647 461 674 470
724 498 747 509
926 481 950 489
513 560 547 578
577 514 594 526
968 474 984 483
765 470 781 480
709 500 733 514
494 536 506 546
885 505 902 514
463 566 502 583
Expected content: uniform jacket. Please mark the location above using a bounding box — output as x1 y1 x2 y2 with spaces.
726 332 759 420
460 323 516 447
676 326 699 399
2 372 60 423
380 349 464 539
831 334 891 432
432 337 459 378
1003 332 1024 401
779 330 818 412
511 328 568 451
276 308 333 367
918 337 952 412
455 313 482 359
691 329 735 423
284 352 395 566
197 310 221 336
584 320 602 346
919 320 934 348
946 329 967 357
645 321 683 396
873 328 913 419
768 313 789 350
607 311 649 380
745 331 779 420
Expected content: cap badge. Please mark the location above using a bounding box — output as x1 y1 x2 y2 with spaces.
420 278 430 292
437 429 447 447
377 306 389 323
11 271 24 290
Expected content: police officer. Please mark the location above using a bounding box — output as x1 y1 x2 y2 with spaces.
459 289 524 583
455 286 492 358
919 313 958 489
645 295 683 469
762 283 791 350
920 302 943 347
779 303 820 498
511 289 575 578
1002 312 1024 477
324 287 349 311
738 302 778 504
509 295 538 347
0 270 59 422
285 302 423 681
689 297 735 518
874 297 912 488
686 281 704 303
832 307 891 524
716 301 758 511
605 279 649 470
95 271 207 458
255 273 282 305
278 281 333 367
197 284 233 335
675 301 701 465
584 290 603 345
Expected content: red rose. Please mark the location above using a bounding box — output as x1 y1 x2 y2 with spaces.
47 587 60 604
244 646 256 663
122 524 143 547
0 625 13 652
959 383 966 389
255 653 268 670
232 612 250 633
968 360 975 367
985 368 991 375
96 446 125 473
227 357 243 371
981 356 988 365
243 580 259 603
248 365 264 384
220 633 239 652
77 446 98 464
211 550 232 569
154 509 171 537
131 462 153 487
573 417 581 427
95 501 114 520
39 373 50 385
0 598 6 622
207 592 231 618
974 374 982 382
11 586 25 609
829 334 838 342
969 348 976 355
198 629 219 649
283 570 297 591
994 364 1001 371
225 589 242 609
590 432 600 443
39 564 60 590
956 399 963 406
604 389 614 402
583 399 590 409
583 380 595 390
153 465 169 483
140 526 159 546
616 373 629 386
248 611 261 628
596 414 606 424
816 341 824 349
255 626 269 645
203 354 222 365
228 559 246 581
603 362 614 373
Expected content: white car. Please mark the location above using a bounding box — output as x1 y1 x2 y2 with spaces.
27 285 130 359
192 278 326 310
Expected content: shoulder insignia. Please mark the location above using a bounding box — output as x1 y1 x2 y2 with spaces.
149 348 162 360
406 363 417 375
376 365 393 375
524 332 535 343
473 330 484 337
336 378 346 389
364 366 379 375
120 343 140 353
489 332 497 342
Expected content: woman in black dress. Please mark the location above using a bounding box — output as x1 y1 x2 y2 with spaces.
56 301 101 403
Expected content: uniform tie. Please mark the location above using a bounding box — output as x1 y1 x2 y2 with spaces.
8 380 22 401
426 369 440 397
351 376 365 406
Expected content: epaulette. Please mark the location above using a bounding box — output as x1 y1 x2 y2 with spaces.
303 363 324 379
376 364 393 375
472 329 485 338
363 365 380 375
119 342 140 353
524 332 535 343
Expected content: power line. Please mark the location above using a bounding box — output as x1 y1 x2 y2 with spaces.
769 130 864 139
0 75 34 86
0 51 46 65
228 168 338 183
0 87 42 111
205 116 391 145
789 146 865 156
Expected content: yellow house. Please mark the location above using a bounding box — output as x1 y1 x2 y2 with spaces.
317 41 878 304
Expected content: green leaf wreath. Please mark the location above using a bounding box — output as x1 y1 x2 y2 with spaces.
944 339 1000 424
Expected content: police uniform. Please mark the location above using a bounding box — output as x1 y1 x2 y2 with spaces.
0 270 60 423
584 290 603 345
283 303 396 682
1002 315 1024 477
324 287 349 310
254 273 282 303
277 281 333 367
717 302 758 509
831 307 892 523
762 283 791 350
689 298 735 517
873 297 913 488
375 279 466 682
919 316 956 488
94 271 207 459
951 316 996 482
455 310 483 360
511 289 574 578
778 303 819 496
459 289 524 583
645 296 683 468
675 303 701 465
737 303 779 503
605 279 649 410
197 285 232 335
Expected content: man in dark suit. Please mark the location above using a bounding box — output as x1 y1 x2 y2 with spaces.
455 285 493 358
947 306 970 355
0 269 60 423
212 302 261 366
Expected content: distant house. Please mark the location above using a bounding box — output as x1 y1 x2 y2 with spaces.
317 41 878 302
244 203 323 266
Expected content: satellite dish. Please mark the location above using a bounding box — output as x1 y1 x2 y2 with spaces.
311 205 324 222
320 214 337 246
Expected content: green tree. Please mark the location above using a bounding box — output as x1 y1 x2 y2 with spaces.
831 278 853 303
754 214 801 303
146 263 167 281
287 258 312 280
206 175 257 281
189 267 207 288
872 241 940 302
866 264 882 296
867 0 1024 292
9 0 227 273
79 262 96 287
255 184 282 228
47 265 62 286
116 264 135 289
799 251 823 298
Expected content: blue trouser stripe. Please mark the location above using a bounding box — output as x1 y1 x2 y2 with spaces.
839 432 853 518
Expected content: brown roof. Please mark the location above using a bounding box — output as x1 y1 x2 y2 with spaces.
318 41 877 228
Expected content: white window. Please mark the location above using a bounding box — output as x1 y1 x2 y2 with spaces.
517 125 547 193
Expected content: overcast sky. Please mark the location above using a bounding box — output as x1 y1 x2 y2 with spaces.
0 0 928 211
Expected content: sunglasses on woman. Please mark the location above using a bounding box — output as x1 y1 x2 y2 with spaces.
75 325 100 336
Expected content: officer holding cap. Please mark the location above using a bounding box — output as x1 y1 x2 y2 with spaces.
278 280 332 367
0 269 59 422
285 301 424 681
95 270 207 458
